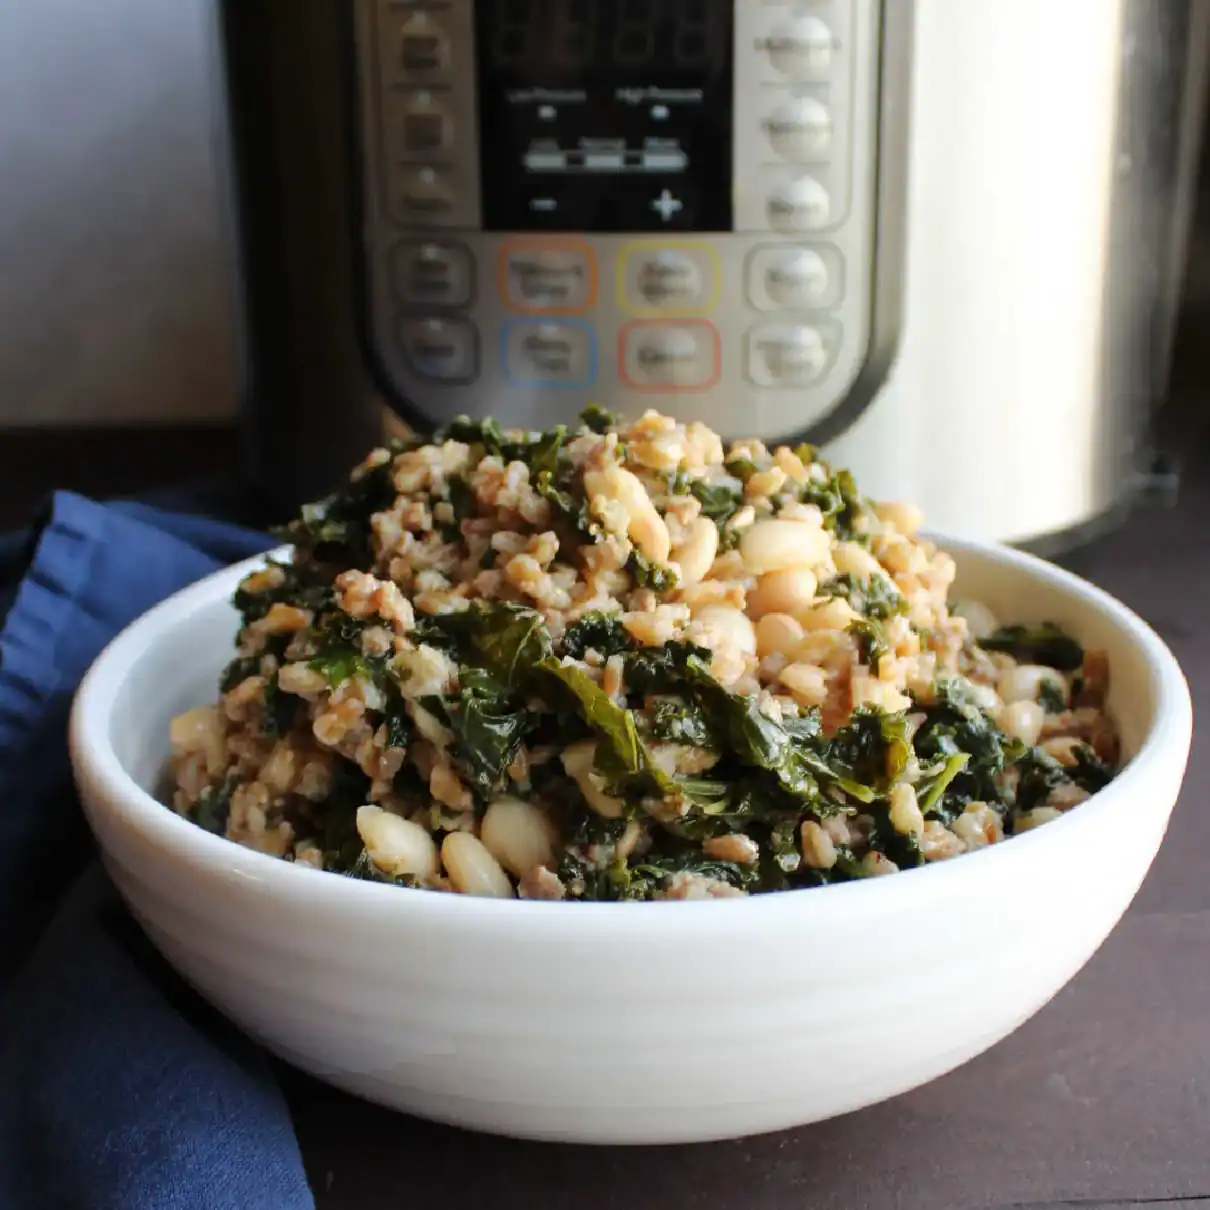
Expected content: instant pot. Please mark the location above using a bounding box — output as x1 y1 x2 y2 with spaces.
214 0 1209 550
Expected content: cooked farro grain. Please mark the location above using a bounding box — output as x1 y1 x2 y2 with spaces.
169 407 1121 900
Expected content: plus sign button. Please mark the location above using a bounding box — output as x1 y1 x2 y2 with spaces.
622 183 697 231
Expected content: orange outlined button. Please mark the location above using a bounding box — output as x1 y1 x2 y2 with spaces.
619 320 721 393
498 238 597 314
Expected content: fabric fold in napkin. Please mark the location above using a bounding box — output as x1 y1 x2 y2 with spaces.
0 491 316 1210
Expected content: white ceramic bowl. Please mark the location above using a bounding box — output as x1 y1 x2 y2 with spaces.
70 536 1192 1145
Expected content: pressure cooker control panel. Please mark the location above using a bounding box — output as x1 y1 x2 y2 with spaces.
353 0 910 442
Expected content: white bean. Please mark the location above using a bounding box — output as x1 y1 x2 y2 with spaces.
441 832 514 897
998 664 1068 707
355 805 439 879
747 568 819 619
755 613 806 659
851 674 911 713
963 680 1002 713
561 740 625 818
952 599 998 641
801 820 838 869
480 797 555 878
779 662 829 707
584 464 671 564
875 500 924 536
1041 736 1082 766
671 516 719 586
799 597 860 632
997 699 1045 746
888 783 925 838
1014 806 1063 833
832 541 883 579
739 519 831 575
693 605 757 656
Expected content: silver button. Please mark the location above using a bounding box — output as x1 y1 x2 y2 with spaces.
398 14 449 75
767 174 831 232
505 322 594 385
398 316 478 381
764 96 832 160
502 248 593 311
391 165 456 219
764 16 836 79
400 93 452 154
746 323 830 387
391 241 473 307
746 245 843 312
622 322 719 390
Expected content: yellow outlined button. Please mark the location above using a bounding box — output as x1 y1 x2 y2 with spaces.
617 240 721 316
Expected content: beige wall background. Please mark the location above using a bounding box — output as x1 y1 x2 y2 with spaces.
0 0 237 426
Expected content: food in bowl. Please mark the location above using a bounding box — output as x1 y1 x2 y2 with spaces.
168 408 1120 900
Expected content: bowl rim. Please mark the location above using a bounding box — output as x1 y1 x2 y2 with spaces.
69 534 1193 932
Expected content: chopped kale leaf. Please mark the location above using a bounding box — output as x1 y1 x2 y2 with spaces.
821 572 907 620
580 404 616 433
561 612 636 660
978 623 1084 672
435 667 537 798
849 618 891 668
1038 678 1067 714
261 671 300 738
800 467 867 541
627 550 679 592
537 657 673 797
194 777 236 836
412 601 552 690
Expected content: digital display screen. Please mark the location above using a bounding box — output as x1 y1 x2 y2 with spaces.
475 1 734 232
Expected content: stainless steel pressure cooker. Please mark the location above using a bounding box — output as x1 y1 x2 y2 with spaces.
214 0 1209 550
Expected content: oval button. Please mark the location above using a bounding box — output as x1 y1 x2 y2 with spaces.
764 96 832 160
766 16 835 78
767 175 831 232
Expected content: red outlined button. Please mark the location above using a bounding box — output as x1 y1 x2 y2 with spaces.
619 319 721 393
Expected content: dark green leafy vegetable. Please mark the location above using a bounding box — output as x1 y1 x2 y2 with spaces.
320 765 373 871
282 445 416 566
232 562 331 625
800 467 868 542
580 404 616 433
916 753 970 816
1070 744 1114 794
412 601 552 690
220 654 262 694
261 671 300 738
1038 678 1067 714
978 623 1084 672
433 667 537 798
664 471 745 526
560 612 636 660
537 657 674 796
624 853 760 897
913 679 1024 819
648 697 715 748
194 777 236 835
627 550 679 592
848 618 891 669
821 573 907 620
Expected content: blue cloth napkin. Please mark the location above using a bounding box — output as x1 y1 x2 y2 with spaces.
0 491 317 1209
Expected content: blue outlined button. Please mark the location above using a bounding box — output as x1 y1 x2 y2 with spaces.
501 318 597 389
